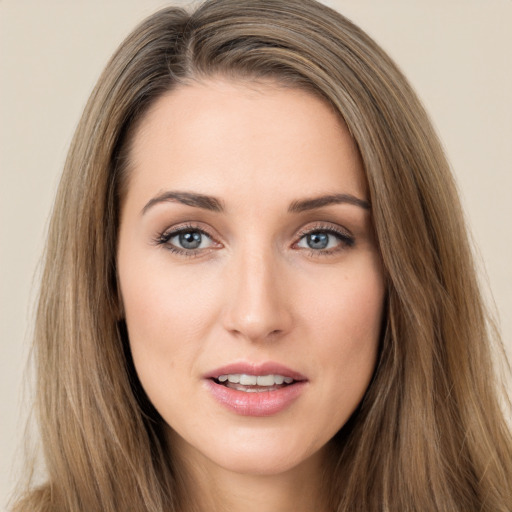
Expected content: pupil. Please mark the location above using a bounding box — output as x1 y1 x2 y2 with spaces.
179 231 202 249
307 232 328 249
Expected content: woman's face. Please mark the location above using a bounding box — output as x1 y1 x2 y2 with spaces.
117 79 385 478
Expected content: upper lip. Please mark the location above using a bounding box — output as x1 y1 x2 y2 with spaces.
204 362 307 381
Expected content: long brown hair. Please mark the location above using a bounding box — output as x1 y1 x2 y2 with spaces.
13 1 512 510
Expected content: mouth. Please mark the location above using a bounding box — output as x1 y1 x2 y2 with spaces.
204 363 308 416
212 373 297 393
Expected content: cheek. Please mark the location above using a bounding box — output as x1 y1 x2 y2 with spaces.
296 257 384 415
297 255 384 346
121 264 218 348
118 255 222 395
119 264 227 434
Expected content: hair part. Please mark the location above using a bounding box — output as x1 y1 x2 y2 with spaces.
13 1 512 510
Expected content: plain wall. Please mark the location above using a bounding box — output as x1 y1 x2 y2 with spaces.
1 0 511 507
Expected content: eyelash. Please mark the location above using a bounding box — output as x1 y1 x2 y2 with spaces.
294 224 355 257
153 222 355 258
153 223 217 258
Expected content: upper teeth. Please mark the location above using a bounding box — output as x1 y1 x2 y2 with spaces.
217 374 294 386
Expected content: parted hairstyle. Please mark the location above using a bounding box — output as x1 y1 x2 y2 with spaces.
12 0 512 511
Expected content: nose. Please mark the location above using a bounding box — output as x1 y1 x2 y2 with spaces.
221 248 293 343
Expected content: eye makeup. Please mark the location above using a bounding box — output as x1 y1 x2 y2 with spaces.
152 220 355 259
152 222 222 257
293 222 355 258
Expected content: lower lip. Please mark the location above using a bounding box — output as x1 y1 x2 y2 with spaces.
204 380 307 417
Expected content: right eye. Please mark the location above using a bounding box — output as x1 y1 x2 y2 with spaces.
168 229 214 250
155 225 219 256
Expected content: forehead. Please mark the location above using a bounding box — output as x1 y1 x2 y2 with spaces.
126 78 367 208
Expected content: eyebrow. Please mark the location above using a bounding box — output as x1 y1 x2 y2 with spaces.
288 193 370 212
141 191 224 215
141 190 370 216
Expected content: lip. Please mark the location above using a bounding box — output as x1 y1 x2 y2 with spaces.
204 362 308 417
204 362 307 381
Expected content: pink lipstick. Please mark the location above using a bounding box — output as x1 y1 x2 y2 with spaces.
204 362 308 417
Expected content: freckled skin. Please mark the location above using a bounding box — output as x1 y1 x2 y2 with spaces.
117 79 385 500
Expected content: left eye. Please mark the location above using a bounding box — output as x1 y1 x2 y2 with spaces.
167 230 214 250
296 230 347 250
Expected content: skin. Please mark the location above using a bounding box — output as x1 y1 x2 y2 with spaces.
117 78 385 512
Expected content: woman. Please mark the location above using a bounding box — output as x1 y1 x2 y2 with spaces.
12 0 512 510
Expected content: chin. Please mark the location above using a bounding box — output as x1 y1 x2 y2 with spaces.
169 421 330 478
211 448 318 477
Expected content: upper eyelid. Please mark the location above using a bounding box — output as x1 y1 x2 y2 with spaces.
295 222 353 238
161 223 216 239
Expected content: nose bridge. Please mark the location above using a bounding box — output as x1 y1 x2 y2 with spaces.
222 240 291 341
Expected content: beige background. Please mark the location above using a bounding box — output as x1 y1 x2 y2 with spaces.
1 0 511 507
